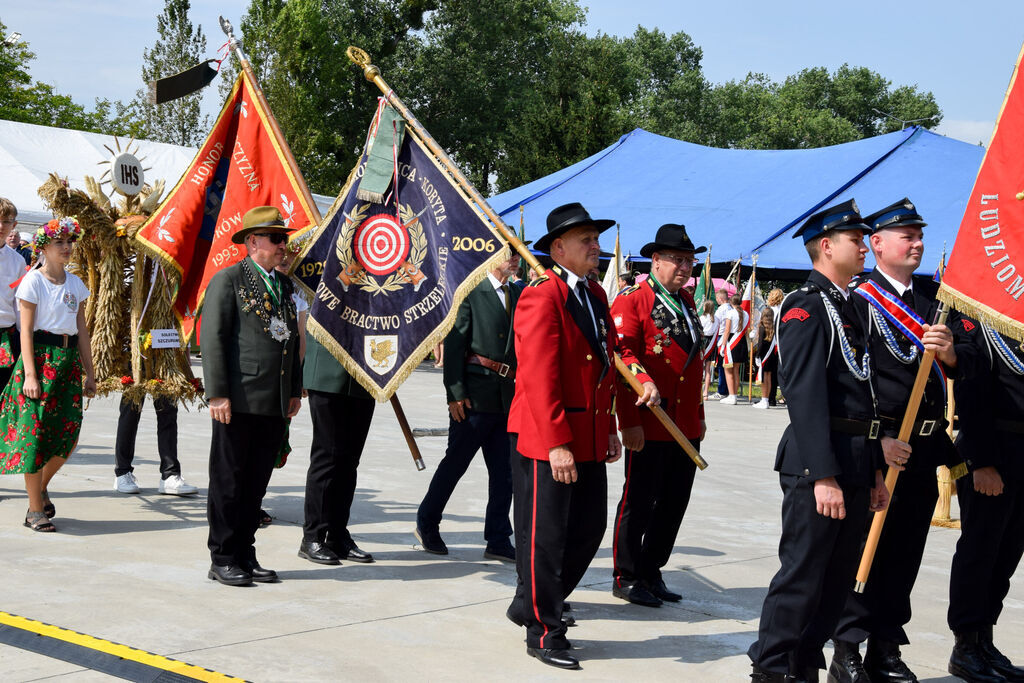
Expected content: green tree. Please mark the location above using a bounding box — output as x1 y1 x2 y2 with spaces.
0 18 129 132
124 0 210 146
400 0 584 192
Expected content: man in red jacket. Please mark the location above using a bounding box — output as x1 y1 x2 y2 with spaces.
611 223 707 608
505 202 638 670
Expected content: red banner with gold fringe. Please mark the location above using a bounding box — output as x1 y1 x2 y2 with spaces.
135 70 317 341
939 41 1024 340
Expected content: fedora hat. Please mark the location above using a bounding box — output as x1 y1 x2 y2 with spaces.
640 223 706 258
231 206 296 244
533 202 614 253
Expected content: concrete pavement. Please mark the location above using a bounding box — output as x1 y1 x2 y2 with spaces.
0 361 1019 681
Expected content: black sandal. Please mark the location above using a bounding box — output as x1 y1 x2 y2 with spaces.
25 509 56 533
42 490 55 519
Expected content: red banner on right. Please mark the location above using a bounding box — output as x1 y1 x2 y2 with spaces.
939 42 1024 341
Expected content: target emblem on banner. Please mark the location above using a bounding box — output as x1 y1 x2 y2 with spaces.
354 213 410 276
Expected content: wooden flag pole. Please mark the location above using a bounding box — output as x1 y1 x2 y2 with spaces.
221 19 425 471
854 305 949 592
346 46 707 471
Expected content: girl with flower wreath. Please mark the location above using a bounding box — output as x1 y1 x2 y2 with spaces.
0 217 96 532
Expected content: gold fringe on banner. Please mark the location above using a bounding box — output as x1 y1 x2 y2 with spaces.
937 283 1024 343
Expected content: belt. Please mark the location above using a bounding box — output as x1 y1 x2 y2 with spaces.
830 417 881 440
995 418 1024 435
880 416 943 438
466 353 514 379
34 330 78 348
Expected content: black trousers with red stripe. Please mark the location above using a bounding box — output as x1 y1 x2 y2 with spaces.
508 435 607 650
612 438 699 588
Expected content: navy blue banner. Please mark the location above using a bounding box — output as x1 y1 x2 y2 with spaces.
293 129 508 400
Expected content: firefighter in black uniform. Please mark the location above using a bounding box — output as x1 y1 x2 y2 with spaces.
946 317 1024 682
748 200 890 683
830 198 961 683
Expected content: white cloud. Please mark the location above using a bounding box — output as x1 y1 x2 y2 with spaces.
935 119 994 146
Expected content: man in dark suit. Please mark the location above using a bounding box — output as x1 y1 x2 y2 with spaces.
748 200 890 683
947 317 1024 682
202 206 302 586
830 198 960 683
505 203 634 670
414 250 522 560
295 334 376 565
611 223 706 608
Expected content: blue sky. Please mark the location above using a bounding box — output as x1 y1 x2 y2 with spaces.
4 1 1024 145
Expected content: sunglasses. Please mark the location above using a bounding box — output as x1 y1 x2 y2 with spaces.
252 232 288 244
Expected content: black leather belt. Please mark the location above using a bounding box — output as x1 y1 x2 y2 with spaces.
34 331 78 348
995 418 1024 435
830 417 881 439
466 353 514 380
881 416 943 438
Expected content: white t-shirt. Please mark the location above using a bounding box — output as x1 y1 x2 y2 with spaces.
700 313 718 337
16 269 90 335
0 245 26 327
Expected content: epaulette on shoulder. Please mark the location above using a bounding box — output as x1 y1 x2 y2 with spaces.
799 282 821 294
849 275 866 289
528 274 550 287
619 284 641 296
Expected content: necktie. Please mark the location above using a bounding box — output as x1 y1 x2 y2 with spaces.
901 288 915 309
577 281 598 338
499 283 511 317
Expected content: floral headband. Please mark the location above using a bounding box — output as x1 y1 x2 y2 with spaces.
33 216 82 254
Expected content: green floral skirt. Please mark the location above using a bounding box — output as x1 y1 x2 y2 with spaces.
0 344 84 475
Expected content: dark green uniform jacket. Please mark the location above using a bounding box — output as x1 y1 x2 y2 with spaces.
201 257 302 417
443 277 520 414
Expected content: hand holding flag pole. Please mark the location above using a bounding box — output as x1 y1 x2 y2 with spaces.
345 46 707 471
854 304 949 592
220 20 425 471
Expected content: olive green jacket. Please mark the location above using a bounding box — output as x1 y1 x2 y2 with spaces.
201 258 302 417
444 277 520 414
303 333 372 399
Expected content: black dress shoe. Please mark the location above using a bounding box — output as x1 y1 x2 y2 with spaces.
414 527 448 555
298 540 341 565
336 544 374 563
208 563 252 586
864 639 917 683
649 578 682 602
949 631 1007 683
527 646 579 670
828 640 869 683
612 581 662 607
750 664 787 682
980 626 1024 681
562 614 576 628
484 544 515 562
240 558 279 583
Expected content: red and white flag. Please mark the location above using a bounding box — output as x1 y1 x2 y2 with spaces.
939 41 1024 340
135 70 317 340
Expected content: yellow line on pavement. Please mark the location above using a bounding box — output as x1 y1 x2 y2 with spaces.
0 610 245 682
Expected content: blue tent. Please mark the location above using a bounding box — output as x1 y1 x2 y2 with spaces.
488 126 984 277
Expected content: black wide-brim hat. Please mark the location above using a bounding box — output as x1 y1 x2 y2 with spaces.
231 206 297 244
534 202 615 253
640 223 707 258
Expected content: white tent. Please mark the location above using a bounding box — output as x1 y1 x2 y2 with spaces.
0 119 332 228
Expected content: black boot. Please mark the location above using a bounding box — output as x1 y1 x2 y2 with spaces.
864 638 918 683
949 631 1006 683
828 640 870 683
794 666 820 682
979 625 1024 682
750 664 786 682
